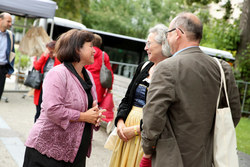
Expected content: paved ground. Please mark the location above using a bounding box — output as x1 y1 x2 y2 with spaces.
0 92 113 167
0 74 249 167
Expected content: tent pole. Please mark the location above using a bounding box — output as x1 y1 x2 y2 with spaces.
49 18 54 39
15 17 27 90
22 17 27 36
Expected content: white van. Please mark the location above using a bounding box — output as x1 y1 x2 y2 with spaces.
33 17 86 40
200 46 235 62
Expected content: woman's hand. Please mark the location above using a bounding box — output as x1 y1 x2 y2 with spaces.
80 105 99 124
95 108 106 127
43 49 49 57
93 100 106 127
123 125 140 140
78 101 105 126
117 119 128 142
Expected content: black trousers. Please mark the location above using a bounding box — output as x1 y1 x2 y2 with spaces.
0 65 8 100
23 123 92 167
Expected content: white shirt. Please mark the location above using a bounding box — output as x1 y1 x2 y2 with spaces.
0 30 8 65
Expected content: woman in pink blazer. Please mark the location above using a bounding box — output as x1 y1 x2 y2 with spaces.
23 29 105 167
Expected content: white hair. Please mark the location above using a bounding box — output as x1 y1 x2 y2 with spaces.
148 24 172 57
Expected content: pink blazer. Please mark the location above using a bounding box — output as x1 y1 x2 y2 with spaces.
25 64 98 163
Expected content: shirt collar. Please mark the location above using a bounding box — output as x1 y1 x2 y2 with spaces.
0 30 7 35
172 46 199 57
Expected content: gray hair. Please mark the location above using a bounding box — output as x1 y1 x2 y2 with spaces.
148 24 171 57
171 12 203 42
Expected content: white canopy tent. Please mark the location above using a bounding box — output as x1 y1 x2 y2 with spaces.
0 0 57 95
0 0 57 38
0 0 57 18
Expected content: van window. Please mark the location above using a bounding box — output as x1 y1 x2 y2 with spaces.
47 23 72 40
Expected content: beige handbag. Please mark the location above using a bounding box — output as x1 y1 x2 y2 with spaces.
104 127 118 150
213 58 239 167
7 30 15 62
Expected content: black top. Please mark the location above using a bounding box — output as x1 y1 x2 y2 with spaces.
114 61 154 127
64 62 93 101
64 62 93 166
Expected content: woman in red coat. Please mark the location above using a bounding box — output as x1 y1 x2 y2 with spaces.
85 34 114 104
33 41 61 122
85 34 114 122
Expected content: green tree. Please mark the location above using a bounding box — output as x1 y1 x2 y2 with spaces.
185 0 219 5
236 43 250 81
81 0 186 39
53 0 89 22
201 18 240 51
53 0 248 81
186 0 250 81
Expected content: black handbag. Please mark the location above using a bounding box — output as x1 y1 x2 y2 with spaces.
24 68 43 89
100 51 112 88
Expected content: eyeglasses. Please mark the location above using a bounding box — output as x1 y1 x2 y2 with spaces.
166 28 184 37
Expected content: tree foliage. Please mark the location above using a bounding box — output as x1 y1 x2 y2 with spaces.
53 0 248 81
236 43 250 81
186 0 249 82
185 0 219 5
81 0 186 39
222 0 233 20
53 0 89 22
201 18 240 51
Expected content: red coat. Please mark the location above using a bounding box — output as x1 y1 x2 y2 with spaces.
85 47 114 103
33 53 61 105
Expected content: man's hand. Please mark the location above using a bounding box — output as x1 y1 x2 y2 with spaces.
6 74 11 78
143 154 152 159
140 154 152 167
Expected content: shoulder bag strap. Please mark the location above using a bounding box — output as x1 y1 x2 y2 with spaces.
213 58 230 109
102 51 105 65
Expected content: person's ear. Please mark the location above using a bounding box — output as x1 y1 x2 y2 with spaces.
75 48 80 55
176 28 182 36
175 28 184 40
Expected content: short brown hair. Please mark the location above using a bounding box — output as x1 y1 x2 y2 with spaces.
93 34 102 48
46 41 56 49
56 29 94 63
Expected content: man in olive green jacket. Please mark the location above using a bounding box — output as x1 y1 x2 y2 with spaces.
141 12 241 167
